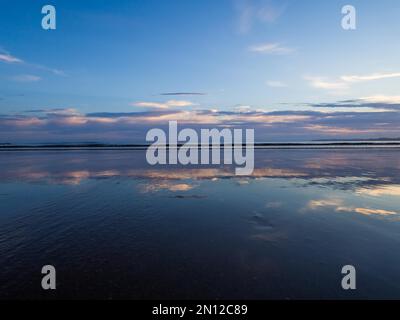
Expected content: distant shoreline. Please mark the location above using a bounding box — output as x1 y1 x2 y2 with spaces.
1 142 400 151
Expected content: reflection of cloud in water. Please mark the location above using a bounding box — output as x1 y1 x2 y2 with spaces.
140 182 195 193
252 168 307 178
304 156 352 169
1 150 399 195
24 170 91 185
251 232 288 242
130 168 307 180
10 169 120 185
346 208 397 216
308 177 382 184
0 166 308 185
265 201 282 208
246 211 287 243
308 199 343 209
236 179 250 185
62 170 90 185
303 176 392 191
356 185 400 197
307 199 398 217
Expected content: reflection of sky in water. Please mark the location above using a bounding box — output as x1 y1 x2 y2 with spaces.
0 149 399 299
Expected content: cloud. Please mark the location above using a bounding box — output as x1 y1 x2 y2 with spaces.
236 0 287 33
0 52 23 63
305 72 400 93
11 74 41 82
303 124 381 135
266 80 287 88
234 105 253 113
309 96 400 111
160 92 206 96
0 108 312 134
0 48 64 76
249 42 294 54
2 99 400 143
341 72 400 83
33 65 66 76
133 100 195 109
25 108 81 116
358 95 400 104
304 76 349 91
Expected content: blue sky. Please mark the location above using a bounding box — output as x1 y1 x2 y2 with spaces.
1 0 400 142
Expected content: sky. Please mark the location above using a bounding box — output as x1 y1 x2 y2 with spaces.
1 0 400 143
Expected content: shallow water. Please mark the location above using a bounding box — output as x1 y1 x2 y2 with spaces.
0 149 399 299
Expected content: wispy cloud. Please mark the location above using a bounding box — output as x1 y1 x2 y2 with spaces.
132 100 195 109
0 52 23 63
266 80 287 88
0 48 64 76
309 95 400 111
11 74 41 82
304 76 349 91
236 0 287 33
305 72 400 93
160 92 206 96
360 95 400 104
341 72 400 83
34 65 66 76
303 124 380 135
249 42 294 55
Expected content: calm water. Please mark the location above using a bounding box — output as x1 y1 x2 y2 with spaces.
0 149 400 299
